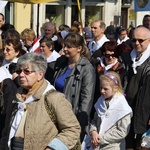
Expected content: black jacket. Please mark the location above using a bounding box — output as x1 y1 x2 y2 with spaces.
0 79 17 139
126 56 150 134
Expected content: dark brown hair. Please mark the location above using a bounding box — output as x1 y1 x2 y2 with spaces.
4 38 23 57
101 41 117 55
64 33 90 59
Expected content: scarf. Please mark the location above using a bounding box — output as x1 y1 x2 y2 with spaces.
88 35 109 55
8 81 55 147
94 93 132 136
131 44 150 74
2 58 18 70
0 66 12 82
47 50 60 63
100 56 118 74
117 35 129 45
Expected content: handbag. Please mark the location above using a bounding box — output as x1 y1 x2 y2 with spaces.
44 90 81 150
10 137 24 150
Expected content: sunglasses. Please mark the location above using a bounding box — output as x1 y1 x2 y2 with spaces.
131 38 148 43
104 53 115 58
16 69 36 75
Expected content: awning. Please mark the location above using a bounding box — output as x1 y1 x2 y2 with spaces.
2 0 60 4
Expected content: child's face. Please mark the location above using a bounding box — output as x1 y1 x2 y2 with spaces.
100 80 118 100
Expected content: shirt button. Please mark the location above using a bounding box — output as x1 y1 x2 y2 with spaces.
72 95 75 98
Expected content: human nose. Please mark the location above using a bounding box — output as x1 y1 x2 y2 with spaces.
18 70 24 77
3 49 6 53
63 46 67 51
100 88 104 94
40 47 43 51
91 28 94 31
134 40 140 45
3 48 8 54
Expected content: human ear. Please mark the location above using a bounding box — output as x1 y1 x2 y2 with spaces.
77 46 82 53
114 85 119 92
37 71 44 81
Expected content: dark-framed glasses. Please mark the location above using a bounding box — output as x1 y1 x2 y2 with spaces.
131 38 148 44
16 69 36 75
104 53 116 58
3 47 14 52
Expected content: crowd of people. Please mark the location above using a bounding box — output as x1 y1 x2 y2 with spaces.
0 12 150 150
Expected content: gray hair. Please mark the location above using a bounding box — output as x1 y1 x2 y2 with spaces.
43 22 56 31
17 53 47 74
92 20 106 29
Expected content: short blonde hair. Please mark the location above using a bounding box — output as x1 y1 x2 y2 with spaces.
100 71 124 94
21 28 36 41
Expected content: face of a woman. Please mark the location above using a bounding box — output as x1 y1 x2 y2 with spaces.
23 39 33 47
63 45 81 60
18 64 43 90
40 42 52 58
104 50 117 65
100 80 117 100
3 43 19 62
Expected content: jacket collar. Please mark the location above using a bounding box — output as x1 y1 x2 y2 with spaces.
66 57 88 78
32 79 49 100
14 79 50 103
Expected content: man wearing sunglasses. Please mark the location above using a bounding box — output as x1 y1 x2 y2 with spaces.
125 26 150 150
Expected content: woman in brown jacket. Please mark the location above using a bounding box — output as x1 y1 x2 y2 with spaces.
0 52 81 150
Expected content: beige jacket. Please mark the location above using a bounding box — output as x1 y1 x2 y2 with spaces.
0 79 81 150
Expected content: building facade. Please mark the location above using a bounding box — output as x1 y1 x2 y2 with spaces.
1 0 150 35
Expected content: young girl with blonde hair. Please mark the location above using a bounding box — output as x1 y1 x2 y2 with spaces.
82 71 132 150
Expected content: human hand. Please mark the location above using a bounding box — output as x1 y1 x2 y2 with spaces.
91 130 100 148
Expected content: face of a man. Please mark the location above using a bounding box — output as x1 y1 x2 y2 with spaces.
44 24 55 38
0 14 5 28
143 16 150 30
132 27 150 54
119 30 127 40
91 21 104 40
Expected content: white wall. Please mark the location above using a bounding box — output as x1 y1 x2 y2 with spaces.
136 11 150 27
104 0 121 26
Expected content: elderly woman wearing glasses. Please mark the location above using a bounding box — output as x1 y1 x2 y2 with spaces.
0 52 80 150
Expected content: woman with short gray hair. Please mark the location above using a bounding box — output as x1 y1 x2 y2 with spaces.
0 52 81 150
16 52 47 75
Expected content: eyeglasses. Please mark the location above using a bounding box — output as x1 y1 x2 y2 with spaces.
44 29 51 32
3 48 14 52
16 69 36 75
131 38 148 43
104 53 116 58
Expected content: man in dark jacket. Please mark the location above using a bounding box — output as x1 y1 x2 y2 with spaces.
104 21 116 41
125 26 150 150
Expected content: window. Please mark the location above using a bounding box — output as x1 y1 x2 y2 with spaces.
4 2 14 24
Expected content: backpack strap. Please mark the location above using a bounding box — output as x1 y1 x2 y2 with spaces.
44 90 81 150
44 89 57 125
